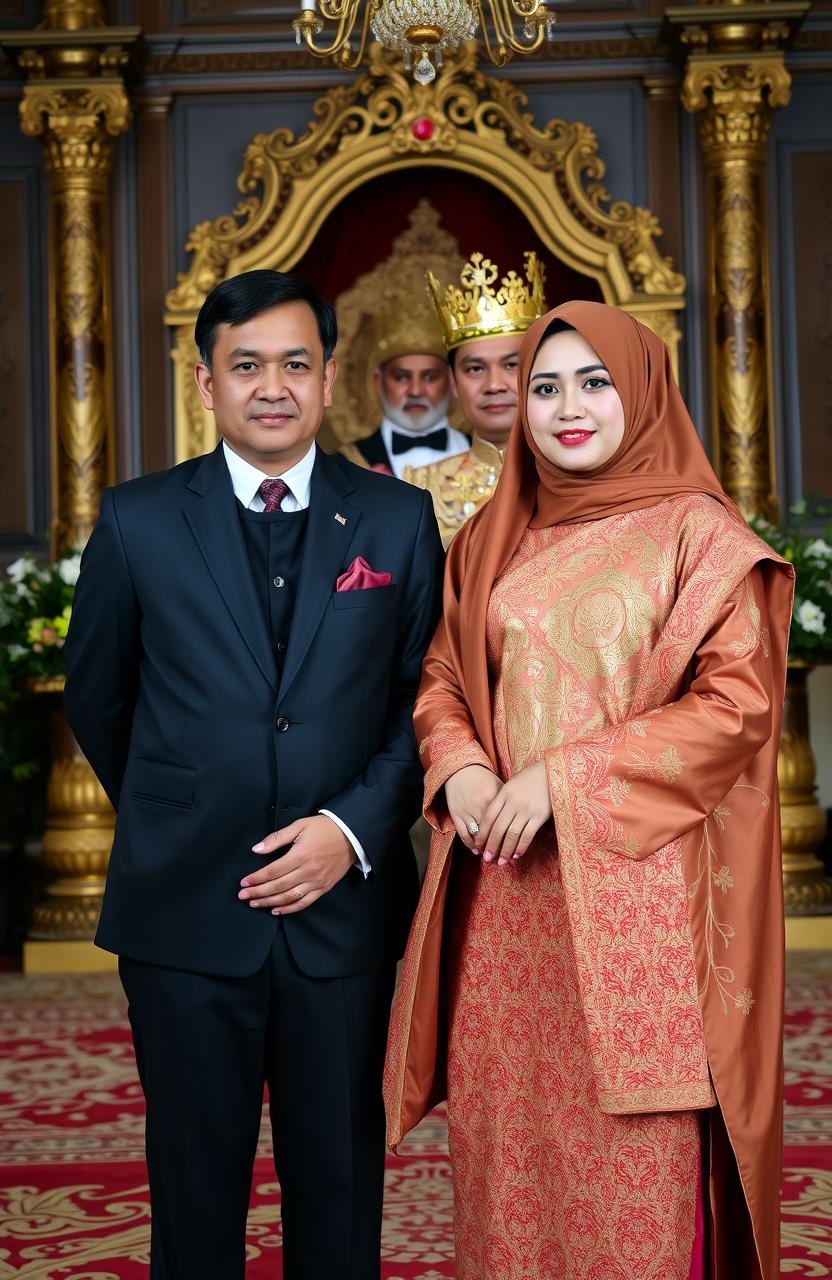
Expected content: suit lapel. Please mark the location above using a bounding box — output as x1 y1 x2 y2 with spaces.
184 445 278 694
279 450 360 701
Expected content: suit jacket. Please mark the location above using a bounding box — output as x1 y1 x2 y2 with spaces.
63 444 444 980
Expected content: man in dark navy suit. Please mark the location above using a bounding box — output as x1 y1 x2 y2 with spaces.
64 269 444 1280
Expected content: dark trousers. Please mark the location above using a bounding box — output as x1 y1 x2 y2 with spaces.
119 926 395 1280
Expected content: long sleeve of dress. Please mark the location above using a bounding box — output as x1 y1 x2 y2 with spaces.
545 567 774 862
414 616 494 830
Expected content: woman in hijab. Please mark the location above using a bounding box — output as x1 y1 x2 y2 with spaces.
384 301 794 1280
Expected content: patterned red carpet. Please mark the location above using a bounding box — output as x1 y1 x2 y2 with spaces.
0 951 829 1278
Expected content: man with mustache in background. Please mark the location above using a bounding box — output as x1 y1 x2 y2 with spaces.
344 300 469 477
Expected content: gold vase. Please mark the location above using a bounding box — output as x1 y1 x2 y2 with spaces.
25 676 114 950
778 662 832 915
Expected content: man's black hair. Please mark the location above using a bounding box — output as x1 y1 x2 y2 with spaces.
195 269 337 367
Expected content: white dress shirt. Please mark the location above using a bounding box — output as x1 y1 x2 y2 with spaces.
222 440 371 876
380 416 471 480
223 438 315 511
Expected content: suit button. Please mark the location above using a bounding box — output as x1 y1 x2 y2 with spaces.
275 717 290 732
276 640 287 654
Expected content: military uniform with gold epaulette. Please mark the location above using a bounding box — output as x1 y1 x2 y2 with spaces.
403 435 504 548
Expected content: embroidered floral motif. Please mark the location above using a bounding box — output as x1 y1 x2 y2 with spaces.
687 790 768 1016
597 777 631 809
711 804 731 832
728 579 771 659
624 743 687 784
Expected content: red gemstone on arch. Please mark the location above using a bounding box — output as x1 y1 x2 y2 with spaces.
411 116 434 141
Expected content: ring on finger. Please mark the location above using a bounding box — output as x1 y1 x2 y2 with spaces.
295 888 305 903
467 819 480 837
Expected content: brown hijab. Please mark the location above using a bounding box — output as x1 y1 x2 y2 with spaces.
447 299 745 763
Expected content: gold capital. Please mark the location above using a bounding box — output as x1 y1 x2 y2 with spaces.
682 55 791 157
19 81 131 549
20 81 131 175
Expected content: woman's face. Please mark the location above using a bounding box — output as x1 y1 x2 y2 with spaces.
526 329 626 472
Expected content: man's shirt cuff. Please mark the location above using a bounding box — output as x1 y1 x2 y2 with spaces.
319 809 371 877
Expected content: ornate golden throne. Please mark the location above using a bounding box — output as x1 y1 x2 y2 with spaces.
165 43 686 463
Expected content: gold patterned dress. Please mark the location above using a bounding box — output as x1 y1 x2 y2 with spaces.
444 510 719 1280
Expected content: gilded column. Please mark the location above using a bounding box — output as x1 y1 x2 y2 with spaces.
5 0 141 551
666 0 807 521
23 82 129 549
666 1 830 921
2 2 142 967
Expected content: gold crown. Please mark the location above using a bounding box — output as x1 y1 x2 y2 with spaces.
368 300 447 371
426 251 547 352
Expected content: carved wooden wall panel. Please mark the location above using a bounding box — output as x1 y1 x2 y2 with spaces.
138 0 670 35
0 0 40 26
0 110 49 561
770 78 832 513
0 181 30 540
792 150 832 500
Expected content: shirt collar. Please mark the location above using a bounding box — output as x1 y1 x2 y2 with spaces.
222 440 316 510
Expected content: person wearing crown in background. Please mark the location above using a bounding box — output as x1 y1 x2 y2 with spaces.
341 299 469 477
404 252 546 546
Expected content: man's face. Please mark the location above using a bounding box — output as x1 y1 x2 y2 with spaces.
373 354 451 433
450 334 521 447
194 301 336 475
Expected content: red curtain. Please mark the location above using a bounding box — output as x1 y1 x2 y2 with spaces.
293 168 602 309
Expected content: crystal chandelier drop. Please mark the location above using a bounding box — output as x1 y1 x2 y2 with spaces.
293 0 556 81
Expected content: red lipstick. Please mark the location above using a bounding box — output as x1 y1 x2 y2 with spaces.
554 430 594 447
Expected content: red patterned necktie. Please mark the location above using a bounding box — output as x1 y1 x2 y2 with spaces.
258 478 291 511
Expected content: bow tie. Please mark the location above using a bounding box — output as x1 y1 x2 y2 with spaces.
391 427 448 456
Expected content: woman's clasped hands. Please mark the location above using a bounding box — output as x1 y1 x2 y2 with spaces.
444 761 553 866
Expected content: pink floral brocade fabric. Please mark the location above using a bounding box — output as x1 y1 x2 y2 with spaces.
445 516 702 1280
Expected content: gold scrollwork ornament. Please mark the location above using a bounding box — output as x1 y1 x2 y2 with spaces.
165 41 686 356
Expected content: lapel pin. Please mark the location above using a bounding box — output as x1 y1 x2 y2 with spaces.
334 512 347 526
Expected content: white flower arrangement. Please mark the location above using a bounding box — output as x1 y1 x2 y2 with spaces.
751 503 832 660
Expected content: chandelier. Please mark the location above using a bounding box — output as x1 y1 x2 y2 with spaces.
293 0 557 83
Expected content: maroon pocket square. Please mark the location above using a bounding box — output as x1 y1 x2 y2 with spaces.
336 556 392 592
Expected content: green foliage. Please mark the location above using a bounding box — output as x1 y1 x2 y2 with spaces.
0 550 80 780
750 504 832 661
